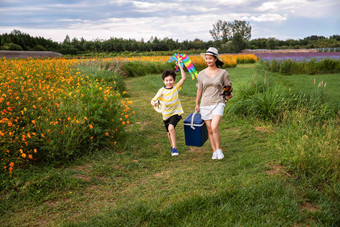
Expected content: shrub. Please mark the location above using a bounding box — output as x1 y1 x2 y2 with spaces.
0 58 134 179
235 54 257 64
279 59 295 74
229 71 339 199
60 44 78 55
227 74 290 120
121 61 174 77
77 60 126 94
258 58 340 74
33 45 47 51
228 73 337 122
2 43 23 51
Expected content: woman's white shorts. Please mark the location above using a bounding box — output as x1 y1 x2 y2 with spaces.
200 103 226 120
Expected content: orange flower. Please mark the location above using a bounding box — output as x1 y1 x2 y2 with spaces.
9 166 13 177
105 132 109 136
122 121 126 125
125 115 128 119
34 149 37 153
89 124 93 129
21 153 26 158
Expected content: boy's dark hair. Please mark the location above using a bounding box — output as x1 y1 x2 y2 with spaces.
162 70 176 80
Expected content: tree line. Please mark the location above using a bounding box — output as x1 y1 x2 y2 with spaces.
1 22 339 55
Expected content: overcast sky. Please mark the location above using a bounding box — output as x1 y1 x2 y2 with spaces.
0 0 339 42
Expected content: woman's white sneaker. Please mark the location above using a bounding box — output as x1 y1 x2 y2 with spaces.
212 151 218 159
216 149 224 160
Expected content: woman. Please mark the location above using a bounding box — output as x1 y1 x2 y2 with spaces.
195 47 232 160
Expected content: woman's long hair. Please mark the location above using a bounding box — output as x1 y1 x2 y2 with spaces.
215 57 224 68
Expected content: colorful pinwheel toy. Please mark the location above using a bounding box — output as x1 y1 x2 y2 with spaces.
168 53 198 80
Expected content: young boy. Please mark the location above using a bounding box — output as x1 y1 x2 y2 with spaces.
151 62 186 156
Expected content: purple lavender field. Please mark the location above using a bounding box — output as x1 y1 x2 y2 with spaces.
256 52 340 62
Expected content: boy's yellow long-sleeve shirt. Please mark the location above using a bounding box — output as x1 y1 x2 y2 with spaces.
152 83 184 120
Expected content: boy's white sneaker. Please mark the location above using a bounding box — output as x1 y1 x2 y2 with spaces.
212 151 218 159
216 149 224 160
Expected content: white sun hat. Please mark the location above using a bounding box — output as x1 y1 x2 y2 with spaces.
200 47 222 61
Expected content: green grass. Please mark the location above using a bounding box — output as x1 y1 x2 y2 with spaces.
0 64 338 226
268 72 340 108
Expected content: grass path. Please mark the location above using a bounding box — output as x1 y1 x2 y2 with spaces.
1 66 322 226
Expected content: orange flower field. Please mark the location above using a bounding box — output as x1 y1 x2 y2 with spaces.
101 53 257 68
0 57 134 176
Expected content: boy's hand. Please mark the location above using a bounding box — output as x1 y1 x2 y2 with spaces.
177 57 186 87
151 100 158 107
176 57 183 68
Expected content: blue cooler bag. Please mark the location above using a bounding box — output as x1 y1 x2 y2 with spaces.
183 111 208 147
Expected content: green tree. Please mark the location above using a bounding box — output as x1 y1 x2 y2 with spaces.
209 20 231 43
231 20 251 40
33 45 46 51
266 38 277 49
231 32 247 52
60 43 77 55
5 43 24 50
63 35 71 44
210 20 251 42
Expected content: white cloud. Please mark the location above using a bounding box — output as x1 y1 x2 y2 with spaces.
58 19 88 22
132 1 179 12
249 13 287 22
215 0 254 6
0 0 339 42
255 0 340 19
291 0 340 18
257 2 278 11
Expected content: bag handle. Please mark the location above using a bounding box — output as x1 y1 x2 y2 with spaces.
191 110 198 130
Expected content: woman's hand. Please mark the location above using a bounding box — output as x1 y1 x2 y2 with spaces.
226 92 233 100
195 89 202 112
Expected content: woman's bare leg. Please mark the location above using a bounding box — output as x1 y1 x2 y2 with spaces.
205 120 216 152
211 115 222 150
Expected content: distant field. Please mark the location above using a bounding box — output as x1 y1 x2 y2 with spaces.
0 50 62 58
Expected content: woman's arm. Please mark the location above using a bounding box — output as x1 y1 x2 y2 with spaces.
195 89 202 111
